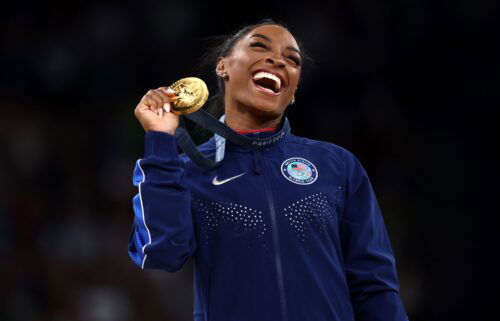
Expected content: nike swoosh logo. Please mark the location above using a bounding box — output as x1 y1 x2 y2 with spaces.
212 172 246 185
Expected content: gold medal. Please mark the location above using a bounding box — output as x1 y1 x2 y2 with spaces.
169 77 209 115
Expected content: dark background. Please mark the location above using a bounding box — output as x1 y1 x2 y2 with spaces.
1 0 497 320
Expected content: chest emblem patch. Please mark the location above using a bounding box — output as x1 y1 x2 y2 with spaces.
281 157 318 185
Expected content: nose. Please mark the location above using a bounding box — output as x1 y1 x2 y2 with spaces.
266 57 285 68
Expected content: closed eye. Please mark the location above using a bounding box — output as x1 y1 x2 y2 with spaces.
251 41 301 66
250 42 268 49
289 56 301 66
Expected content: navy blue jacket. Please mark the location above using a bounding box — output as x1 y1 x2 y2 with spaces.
128 118 408 321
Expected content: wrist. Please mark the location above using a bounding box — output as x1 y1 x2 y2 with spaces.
144 126 176 136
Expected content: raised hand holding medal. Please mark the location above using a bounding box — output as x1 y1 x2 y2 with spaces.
135 76 289 171
135 75 290 170
134 77 207 136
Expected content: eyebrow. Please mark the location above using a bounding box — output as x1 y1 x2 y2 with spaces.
250 33 301 55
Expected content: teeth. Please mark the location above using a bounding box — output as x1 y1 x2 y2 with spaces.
253 71 281 91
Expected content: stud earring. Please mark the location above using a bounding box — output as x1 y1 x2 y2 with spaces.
216 71 228 78
290 96 295 105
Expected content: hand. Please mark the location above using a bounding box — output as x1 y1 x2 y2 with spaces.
134 87 179 136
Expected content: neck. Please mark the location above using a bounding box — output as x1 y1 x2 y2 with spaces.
224 101 283 132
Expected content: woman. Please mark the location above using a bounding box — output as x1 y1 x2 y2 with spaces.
129 19 408 321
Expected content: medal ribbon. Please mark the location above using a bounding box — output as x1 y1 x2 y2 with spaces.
175 108 290 170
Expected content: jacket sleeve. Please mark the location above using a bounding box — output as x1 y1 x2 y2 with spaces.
340 150 408 321
128 131 196 272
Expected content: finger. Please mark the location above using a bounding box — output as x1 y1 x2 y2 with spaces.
163 102 171 113
142 96 159 111
150 91 168 116
136 100 151 113
156 88 174 103
159 87 176 97
145 92 163 113
149 90 170 107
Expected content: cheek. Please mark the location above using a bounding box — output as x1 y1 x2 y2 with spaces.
228 53 250 78
228 67 251 94
289 70 301 89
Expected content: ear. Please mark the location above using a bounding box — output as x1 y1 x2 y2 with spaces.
216 57 227 75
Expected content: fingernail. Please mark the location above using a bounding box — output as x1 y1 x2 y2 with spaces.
163 103 170 113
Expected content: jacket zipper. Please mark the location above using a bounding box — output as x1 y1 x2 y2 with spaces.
257 150 288 321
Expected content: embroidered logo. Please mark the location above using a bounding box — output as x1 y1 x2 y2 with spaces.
212 172 246 185
281 158 318 185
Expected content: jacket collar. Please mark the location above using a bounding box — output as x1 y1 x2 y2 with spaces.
212 115 290 158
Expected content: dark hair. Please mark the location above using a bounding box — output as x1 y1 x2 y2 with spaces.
198 18 312 119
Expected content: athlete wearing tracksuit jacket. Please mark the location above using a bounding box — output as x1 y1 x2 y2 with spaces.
128 116 408 321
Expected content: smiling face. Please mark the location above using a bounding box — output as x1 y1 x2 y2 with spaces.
216 24 302 119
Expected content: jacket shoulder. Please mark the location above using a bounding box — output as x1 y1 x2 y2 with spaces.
287 134 354 163
287 134 367 187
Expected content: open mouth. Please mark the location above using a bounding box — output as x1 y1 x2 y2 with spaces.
252 70 284 95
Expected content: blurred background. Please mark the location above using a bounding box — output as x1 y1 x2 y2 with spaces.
0 0 497 320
